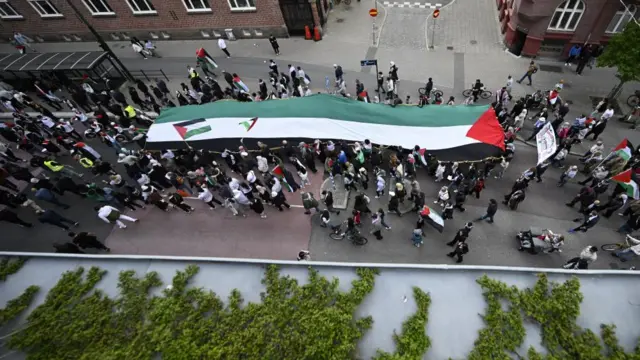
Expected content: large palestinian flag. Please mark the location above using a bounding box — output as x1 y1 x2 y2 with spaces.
145 95 505 161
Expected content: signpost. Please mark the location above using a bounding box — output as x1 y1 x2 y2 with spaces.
429 9 440 49
369 8 378 46
360 59 379 82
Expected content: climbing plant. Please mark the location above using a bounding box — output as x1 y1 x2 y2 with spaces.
374 287 431 360
469 274 640 360
3 263 640 360
7 265 379 359
0 257 39 327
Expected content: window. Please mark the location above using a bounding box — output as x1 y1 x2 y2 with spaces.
0 1 22 19
548 0 584 31
82 0 114 15
28 0 62 17
183 0 210 12
126 0 156 14
606 4 638 33
228 0 255 11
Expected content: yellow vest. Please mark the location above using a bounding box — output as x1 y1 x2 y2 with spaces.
44 160 64 172
124 105 136 118
189 71 198 79
79 157 94 168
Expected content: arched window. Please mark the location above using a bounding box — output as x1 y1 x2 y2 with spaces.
606 4 638 33
548 0 585 31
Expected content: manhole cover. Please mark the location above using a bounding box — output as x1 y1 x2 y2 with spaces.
446 46 454 50
538 64 563 73
470 40 477 45
336 18 344 23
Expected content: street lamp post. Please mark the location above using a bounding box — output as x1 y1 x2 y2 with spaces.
63 0 133 81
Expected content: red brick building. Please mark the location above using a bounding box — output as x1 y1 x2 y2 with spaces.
498 0 639 57
0 0 329 42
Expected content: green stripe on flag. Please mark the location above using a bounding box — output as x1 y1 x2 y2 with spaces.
184 125 212 139
154 94 489 128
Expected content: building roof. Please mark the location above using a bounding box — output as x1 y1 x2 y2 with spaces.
0 51 107 72
1 255 639 359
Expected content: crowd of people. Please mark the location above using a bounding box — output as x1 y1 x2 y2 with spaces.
0 48 639 267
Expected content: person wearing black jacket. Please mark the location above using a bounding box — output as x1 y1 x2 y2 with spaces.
69 231 109 252
424 78 433 97
128 87 146 109
321 190 339 213
569 211 599 233
447 222 473 246
387 191 401 216
566 185 595 212
110 89 127 106
1 160 33 182
37 209 78 230
447 240 468 263
477 199 498 223
71 89 91 112
54 176 85 197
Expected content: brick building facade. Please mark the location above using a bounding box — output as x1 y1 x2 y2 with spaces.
497 0 639 57
0 0 329 42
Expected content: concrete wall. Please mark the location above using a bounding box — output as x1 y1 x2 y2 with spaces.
1 256 639 359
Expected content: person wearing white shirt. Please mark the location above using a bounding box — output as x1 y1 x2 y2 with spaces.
38 115 55 130
505 75 513 94
297 67 306 82
96 205 138 229
218 38 231 57
614 234 640 262
136 173 150 187
73 109 89 127
197 185 219 209
57 120 82 140
233 189 250 206
131 41 146 59
601 107 614 120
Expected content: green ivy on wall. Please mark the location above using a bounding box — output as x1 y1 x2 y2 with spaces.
2 262 640 360
0 257 39 327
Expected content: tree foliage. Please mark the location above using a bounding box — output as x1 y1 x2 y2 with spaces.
0 257 28 281
597 23 640 83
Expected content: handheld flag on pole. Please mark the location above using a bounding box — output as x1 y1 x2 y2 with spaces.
233 75 250 93
196 47 219 69
611 169 640 199
272 165 293 192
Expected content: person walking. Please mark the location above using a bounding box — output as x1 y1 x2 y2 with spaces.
168 192 194 213
476 199 498 224
218 38 231 58
69 231 110 252
269 35 280 55
37 209 79 230
370 213 384 240
377 208 391 230
575 45 592 75
321 190 339 214
558 165 578 187
131 40 147 59
447 240 468 263
197 185 220 209
411 228 424 247
34 188 70 209
96 205 138 229
301 191 320 215
447 222 473 246
563 246 598 269
272 191 291 211
568 210 599 233
0 208 32 227
388 191 401 216
517 61 538 86
249 197 267 218
564 44 581 66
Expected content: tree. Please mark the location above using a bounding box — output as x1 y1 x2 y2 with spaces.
597 22 640 99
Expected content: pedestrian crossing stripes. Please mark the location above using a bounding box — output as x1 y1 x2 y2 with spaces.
382 1 442 8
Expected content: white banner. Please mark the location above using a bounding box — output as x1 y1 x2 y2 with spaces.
536 122 557 164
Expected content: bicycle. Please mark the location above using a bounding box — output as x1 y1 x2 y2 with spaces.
601 236 632 252
627 91 640 107
418 86 443 98
328 222 368 245
462 88 492 100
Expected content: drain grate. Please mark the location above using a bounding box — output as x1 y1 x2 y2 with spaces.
470 40 477 45
446 46 453 50
538 64 563 73
336 18 344 23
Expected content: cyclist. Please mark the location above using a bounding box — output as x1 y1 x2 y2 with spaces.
344 217 360 240
471 79 484 102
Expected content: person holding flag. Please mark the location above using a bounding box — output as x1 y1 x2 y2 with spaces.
196 47 219 76
232 73 250 93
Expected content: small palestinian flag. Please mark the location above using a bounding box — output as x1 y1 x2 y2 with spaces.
173 118 212 140
196 47 218 69
233 75 249 93
613 138 634 161
239 117 258 132
611 169 639 199
413 147 428 166
272 165 293 192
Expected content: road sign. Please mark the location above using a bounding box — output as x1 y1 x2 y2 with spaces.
432 9 440 18
369 8 378 17
360 59 378 66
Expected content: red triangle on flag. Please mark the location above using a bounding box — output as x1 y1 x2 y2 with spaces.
173 125 187 139
612 169 632 183
465 107 505 151
614 139 629 152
